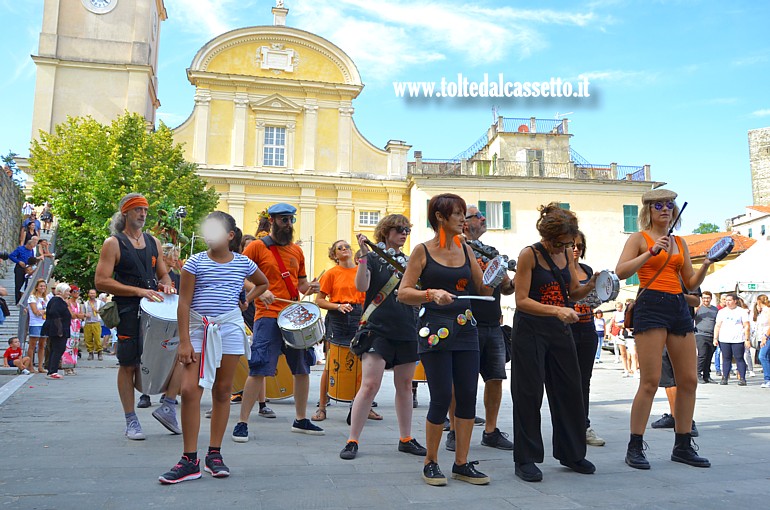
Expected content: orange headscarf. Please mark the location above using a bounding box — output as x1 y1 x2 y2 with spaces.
121 196 149 214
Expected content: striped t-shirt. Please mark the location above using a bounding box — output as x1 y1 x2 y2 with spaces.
183 252 258 316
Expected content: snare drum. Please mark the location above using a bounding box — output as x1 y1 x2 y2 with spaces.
277 302 325 349
327 343 362 403
596 270 621 302
413 360 427 383
482 256 506 288
138 294 179 395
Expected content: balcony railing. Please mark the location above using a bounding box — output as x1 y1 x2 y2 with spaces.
408 159 651 181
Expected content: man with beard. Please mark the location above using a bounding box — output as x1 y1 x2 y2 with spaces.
95 193 177 440
446 205 515 451
231 203 322 441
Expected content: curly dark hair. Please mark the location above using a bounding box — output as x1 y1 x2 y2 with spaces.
536 202 578 241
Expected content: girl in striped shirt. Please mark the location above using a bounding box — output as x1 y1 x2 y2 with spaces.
159 211 268 484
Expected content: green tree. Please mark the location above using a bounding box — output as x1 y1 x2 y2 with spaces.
29 112 219 289
692 222 720 234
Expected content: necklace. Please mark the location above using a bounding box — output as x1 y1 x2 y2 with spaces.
126 231 142 244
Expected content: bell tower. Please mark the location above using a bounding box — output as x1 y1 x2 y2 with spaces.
30 0 167 139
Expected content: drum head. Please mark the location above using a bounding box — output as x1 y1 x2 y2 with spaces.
140 293 179 321
277 302 321 330
596 271 620 302
482 256 505 287
707 236 735 262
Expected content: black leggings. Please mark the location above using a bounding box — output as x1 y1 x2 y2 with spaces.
420 349 480 424
571 323 598 428
48 336 67 374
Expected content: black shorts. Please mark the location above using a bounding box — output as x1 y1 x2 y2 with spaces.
326 305 362 346
116 303 142 367
365 335 418 370
659 349 676 388
478 325 507 381
633 290 695 336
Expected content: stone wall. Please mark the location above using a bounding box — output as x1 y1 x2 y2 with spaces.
749 127 770 206
0 170 23 254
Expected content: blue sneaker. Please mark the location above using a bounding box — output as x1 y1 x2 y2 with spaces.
291 418 324 435
159 456 201 484
231 422 249 443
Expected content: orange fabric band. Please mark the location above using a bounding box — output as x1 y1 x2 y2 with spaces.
121 196 149 214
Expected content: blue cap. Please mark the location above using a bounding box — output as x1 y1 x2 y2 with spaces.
267 203 297 216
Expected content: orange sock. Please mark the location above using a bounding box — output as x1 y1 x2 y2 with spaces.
400 436 413 443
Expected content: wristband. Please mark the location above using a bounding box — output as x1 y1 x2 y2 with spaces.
425 289 431 303
648 247 658 256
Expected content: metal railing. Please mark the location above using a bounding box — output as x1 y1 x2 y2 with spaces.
17 224 58 345
501 117 564 134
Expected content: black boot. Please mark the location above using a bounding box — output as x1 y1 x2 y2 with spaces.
671 433 710 468
625 433 650 470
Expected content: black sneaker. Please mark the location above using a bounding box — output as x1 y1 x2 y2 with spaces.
340 441 358 460
445 430 456 452
159 456 202 484
443 418 450 431
204 452 230 478
474 416 485 426
559 458 596 474
738 379 747 386
625 434 650 470
231 422 249 443
481 428 514 450
230 392 243 404
422 461 447 486
514 462 543 482
451 461 490 485
292 418 325 435
651 413 675 429
371 401 378 407
719 378 728 385
137 394 151 409
398 438 427 456
413 394 418 408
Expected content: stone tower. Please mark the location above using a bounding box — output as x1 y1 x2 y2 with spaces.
749 127 770 206
30 0 167 139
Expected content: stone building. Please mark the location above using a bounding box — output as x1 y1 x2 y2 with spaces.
749 127 770 206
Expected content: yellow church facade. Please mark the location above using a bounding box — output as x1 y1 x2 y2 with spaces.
172 7 410 276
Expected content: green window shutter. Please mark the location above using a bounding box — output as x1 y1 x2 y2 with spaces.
478 201 486 218
558 202 570 210
502 201 511 230
426 199 431 227
626 273 640 286
623 205 639 232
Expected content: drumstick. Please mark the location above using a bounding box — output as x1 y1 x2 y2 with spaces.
667 201 688 236
453 295 495 302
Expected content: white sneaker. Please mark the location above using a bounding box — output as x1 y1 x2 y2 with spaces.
586 427 605 446
748 371 756 378
622 371 630 378
760 381 770 388
21 369 31 375
633 372 640 379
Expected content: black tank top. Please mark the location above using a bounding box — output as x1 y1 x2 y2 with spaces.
113 233 158 306
421 243 473 317
526 246 570 307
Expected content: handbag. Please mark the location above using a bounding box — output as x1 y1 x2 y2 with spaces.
625 245 673 329
99 301 120 328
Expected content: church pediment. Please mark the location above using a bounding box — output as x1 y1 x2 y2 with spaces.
249 94 303 114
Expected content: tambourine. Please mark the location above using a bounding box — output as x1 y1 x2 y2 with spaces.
706 236 734 262
482 256 506 288
595 270 620 302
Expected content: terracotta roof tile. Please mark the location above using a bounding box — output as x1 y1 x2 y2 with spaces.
747 205 770 214
682 232 756 258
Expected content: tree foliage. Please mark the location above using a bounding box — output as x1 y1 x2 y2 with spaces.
29 113 219 289
692 222 720 234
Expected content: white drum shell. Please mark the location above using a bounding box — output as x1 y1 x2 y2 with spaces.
277 303 325 349
482 256 506 288
596 270 620 302
138 294 179 395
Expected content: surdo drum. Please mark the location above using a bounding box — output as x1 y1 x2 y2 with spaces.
138 294 179 395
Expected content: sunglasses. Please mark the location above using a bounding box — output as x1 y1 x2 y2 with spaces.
574 243 585 251
465 212 484 220
652 201 675 211
275 215 296 224
336 244 351 251
552 240 575 249
394 226 411 235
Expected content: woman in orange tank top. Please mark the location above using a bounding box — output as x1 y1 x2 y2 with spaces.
615 189 713 471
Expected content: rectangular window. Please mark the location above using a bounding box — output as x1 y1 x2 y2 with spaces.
359 211 380 226
623 205 639 232
526 149 544 177
762 224 766 236
263 126 286 167
748 227 753 238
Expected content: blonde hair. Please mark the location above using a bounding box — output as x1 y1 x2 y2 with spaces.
754 294 769 321
374 214 411 243
32 279 47 298
328 240 346 263
638 199 682 231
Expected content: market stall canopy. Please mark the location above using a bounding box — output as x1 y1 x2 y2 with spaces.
701 241 770 293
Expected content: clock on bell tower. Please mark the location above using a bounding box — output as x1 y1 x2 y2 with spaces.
31 0 167 139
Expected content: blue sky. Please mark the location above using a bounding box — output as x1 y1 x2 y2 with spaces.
2 0 768 234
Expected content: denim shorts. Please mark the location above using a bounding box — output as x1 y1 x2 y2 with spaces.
248 318 314 377
29 325 45 337
633 290 695 336
478 325 507 381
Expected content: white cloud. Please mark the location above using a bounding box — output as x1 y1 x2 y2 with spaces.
165 0 259 39
732 54 769 67
576 69 659 85
751 109 770 117
290 0 607 83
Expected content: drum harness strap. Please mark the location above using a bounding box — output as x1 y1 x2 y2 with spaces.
261 236 300 300
359 271 400 326
190 308 248 390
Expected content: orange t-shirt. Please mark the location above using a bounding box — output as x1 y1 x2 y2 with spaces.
319 265 365 305
638 232 685 294
243 239 306 319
